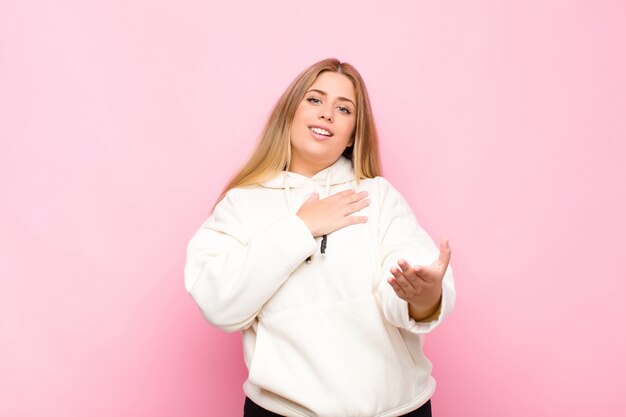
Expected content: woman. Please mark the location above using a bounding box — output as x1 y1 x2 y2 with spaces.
185 58 456 417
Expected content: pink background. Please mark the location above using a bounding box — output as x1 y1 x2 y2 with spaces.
1 1 625 416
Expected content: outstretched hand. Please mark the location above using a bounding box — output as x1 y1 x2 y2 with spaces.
387 239 451 321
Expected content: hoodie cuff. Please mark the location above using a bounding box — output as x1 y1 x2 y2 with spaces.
403 277 454 334
263 214 317 271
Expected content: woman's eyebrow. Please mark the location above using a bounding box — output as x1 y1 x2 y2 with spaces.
306 89 355 107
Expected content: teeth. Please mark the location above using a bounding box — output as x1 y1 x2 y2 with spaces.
311 127 331 136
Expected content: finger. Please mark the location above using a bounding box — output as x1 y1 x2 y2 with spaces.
343 190 368 204
398 259 427 286
438 238 452 270
412 264 436 283
387 276 406 298
391 266 415 292
329 188 357 200
397 259 415 274
343 198 370 215
342 215 368 228
350 190 368 202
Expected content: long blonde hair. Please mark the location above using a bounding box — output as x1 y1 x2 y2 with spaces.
214 58 382 209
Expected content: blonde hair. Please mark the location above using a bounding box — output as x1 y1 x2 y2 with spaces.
214 58 382 209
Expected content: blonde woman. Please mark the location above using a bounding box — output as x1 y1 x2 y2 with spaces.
185 58 456 417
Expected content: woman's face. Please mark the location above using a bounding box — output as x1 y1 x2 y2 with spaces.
289 71 357 176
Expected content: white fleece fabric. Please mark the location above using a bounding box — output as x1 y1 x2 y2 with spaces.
185 155 456 417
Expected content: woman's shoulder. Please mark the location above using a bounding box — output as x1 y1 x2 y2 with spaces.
222 182 267 198
212 184 264 213
362 176 413 213
359 175 399 193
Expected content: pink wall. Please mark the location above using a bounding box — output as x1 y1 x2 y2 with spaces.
1 1 625 416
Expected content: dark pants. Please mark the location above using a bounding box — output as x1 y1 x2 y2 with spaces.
243 397 432 417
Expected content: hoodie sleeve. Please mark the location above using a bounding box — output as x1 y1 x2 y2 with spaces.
375 177 456 334
184 189 318 332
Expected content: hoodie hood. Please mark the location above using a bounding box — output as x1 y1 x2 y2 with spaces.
260 155 355 189
260 155 355 214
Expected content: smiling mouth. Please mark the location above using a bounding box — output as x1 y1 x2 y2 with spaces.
309 129 333 141
309 126 333 137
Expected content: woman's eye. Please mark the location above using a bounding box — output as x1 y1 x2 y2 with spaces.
307 97 352 114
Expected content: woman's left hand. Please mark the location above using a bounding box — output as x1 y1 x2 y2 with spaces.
387 239 451 321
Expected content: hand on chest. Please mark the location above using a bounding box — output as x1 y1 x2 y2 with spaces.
254 181 383 316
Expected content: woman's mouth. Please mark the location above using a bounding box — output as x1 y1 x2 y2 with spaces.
309 126 333 141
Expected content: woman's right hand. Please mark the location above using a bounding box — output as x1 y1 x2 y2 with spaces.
296 189 370 237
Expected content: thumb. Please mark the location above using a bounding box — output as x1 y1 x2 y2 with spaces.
438 237 452 269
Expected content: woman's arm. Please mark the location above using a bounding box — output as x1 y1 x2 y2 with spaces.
185 190 317 332
375 177 456 334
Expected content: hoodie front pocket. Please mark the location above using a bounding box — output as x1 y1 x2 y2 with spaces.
248 295 422 417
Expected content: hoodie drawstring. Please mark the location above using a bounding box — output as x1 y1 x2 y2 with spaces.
284 173 293 214
319 169 331 254
286 168 331 264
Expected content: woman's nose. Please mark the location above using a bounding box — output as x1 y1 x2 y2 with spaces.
319 109 333 123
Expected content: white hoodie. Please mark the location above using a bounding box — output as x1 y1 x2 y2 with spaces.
185 155 456 417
